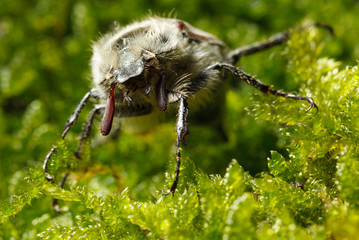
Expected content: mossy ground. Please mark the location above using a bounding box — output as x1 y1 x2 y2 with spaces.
1 0 359 239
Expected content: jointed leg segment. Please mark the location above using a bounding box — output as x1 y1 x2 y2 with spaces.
42 90 102 212
62 89 95 138
43 105 104 174
43 90 97 179
165 60 318 195
52 173 69 212
225 31 290 65
200 63 317 112
163 96 189 196
225 22 333 65
74 105 105 158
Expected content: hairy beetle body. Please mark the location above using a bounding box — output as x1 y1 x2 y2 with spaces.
90 17 227 133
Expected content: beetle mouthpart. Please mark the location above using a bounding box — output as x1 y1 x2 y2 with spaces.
145 84 151 96
124 90 133 102
100 85 116 136
156 73 168 111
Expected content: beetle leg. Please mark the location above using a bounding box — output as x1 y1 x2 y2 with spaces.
62 89 96 138
43 145 57 181
75 105 105 158
225 22 333 65
43 105 104 212
42 89 100 180
52 173 69 213
163 96 189 196
192 63 318 112
225 31 289 65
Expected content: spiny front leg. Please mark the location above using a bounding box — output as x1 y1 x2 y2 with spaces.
194 63 317 112
225 22 333 65
75 105 105 158
62 89 96 138
43 105 104 212
225 31 290 65
43 145 57 181
43 90 98 182
52 173 69 213
163 96 189 196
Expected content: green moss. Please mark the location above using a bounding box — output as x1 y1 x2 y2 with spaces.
2 1 359 239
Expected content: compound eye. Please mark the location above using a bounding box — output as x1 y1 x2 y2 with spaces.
114 48 144 83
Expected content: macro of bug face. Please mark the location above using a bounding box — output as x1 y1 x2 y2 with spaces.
44 17 328 210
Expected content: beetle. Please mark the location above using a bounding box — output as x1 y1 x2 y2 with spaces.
43 17 330 210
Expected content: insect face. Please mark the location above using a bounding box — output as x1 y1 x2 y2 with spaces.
98 48 167 135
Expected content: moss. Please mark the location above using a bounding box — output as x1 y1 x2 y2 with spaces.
2 1 359 239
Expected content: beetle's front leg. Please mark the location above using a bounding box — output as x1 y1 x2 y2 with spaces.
43 103 104 212
195 63 318 112
163 96 189 196
52 105 105 212
62 89 96 138
225 22 333 65
43 89 96 181
225 31 290 65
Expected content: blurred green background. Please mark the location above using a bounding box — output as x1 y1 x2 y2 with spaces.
1 0 359 235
